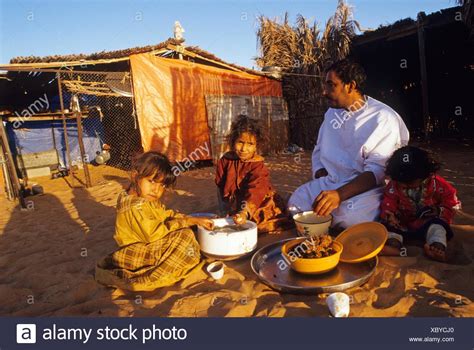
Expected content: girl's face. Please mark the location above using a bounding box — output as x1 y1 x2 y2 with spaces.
135 174 165 201
233 132 257 161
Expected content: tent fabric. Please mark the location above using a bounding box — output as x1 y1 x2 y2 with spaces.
130 53 283 162
6 118 104 168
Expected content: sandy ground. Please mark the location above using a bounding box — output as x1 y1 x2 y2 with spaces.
0 141 473 317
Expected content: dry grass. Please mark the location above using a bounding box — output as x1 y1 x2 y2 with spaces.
255 0 360 149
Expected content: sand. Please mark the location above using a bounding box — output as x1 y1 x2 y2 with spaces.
0 141 473 317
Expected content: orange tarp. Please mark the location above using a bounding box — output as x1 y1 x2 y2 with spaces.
130 53 282 161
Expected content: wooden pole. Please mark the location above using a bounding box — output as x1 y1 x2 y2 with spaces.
74 99 92 188
417 12 431 141
57 73 76 187
0 142 14 200
0 120 27 208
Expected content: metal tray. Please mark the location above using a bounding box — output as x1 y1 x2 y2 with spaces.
251 238 377 294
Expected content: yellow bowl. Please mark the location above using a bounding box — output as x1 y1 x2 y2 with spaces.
281 237 343 275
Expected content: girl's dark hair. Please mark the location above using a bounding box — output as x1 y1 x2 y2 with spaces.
130 151 176 193
385 146 441 183
228 115 266 148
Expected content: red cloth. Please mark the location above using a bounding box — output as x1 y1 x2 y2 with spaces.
380 174 461 231
215 152 290 232
130 54 283 162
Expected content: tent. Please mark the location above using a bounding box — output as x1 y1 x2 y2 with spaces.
130 53 287 162
1 39 289 166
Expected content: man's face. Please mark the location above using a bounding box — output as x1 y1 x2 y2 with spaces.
322 70 351 109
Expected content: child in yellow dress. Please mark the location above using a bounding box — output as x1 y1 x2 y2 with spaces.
96 151 214 291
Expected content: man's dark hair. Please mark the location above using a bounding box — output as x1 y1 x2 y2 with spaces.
325 59 367 93
385 146 441 183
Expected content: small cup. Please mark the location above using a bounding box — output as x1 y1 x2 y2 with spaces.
326 292 350 317
32 185 44 195
206 261 225 280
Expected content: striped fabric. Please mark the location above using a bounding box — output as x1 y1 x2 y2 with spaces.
96 228 202 291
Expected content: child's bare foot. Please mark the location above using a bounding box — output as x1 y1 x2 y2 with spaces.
424 242 447 262
381 238 403 256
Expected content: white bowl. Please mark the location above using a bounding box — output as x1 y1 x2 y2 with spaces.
293 211 332 237
197 218 258 260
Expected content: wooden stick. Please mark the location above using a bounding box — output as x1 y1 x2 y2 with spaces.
0 121 27 208
417 12 430 141
74 105 92 188
166 44 244 73
57 73 76 187
0 142 14 200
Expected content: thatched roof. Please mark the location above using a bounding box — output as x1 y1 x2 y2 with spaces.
354 6 463 45
9 38 179 64
6 37 269 77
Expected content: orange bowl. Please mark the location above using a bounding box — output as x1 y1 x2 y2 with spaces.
335 222 388 263
281 237 343 275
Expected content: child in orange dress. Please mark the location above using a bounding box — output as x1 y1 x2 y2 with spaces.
215 115 291 233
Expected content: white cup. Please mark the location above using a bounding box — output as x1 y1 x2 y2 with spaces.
206 261 225 280
326 292 350 317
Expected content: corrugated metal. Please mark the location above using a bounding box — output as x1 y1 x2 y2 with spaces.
205 95 289 162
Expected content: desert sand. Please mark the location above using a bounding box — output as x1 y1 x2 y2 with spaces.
0 141 473 317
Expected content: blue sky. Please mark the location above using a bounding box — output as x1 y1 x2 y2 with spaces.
0 0 458 68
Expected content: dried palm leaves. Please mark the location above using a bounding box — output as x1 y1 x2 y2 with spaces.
256 1 360 149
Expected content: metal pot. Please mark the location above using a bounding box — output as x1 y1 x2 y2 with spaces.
197 217 258 260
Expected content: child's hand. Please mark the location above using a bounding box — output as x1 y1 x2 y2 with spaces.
233 212 247 225
190 217 215 231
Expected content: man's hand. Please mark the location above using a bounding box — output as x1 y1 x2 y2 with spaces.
312 190 341 216
314 168 328 179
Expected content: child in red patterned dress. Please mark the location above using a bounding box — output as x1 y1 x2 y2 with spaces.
380 146 461 261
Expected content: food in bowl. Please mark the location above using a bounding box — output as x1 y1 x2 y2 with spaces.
281 235 343 274
293 211 332 237
211 224 247 233
288 234 336 258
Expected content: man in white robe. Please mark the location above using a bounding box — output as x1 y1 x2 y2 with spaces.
288 60 409 229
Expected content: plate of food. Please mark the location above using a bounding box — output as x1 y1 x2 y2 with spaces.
251 237 377 294
281 235 343 274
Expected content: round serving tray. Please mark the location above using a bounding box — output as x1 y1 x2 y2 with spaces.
251 238 377 294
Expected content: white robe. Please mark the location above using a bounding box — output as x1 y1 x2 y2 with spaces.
288 96 409 229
